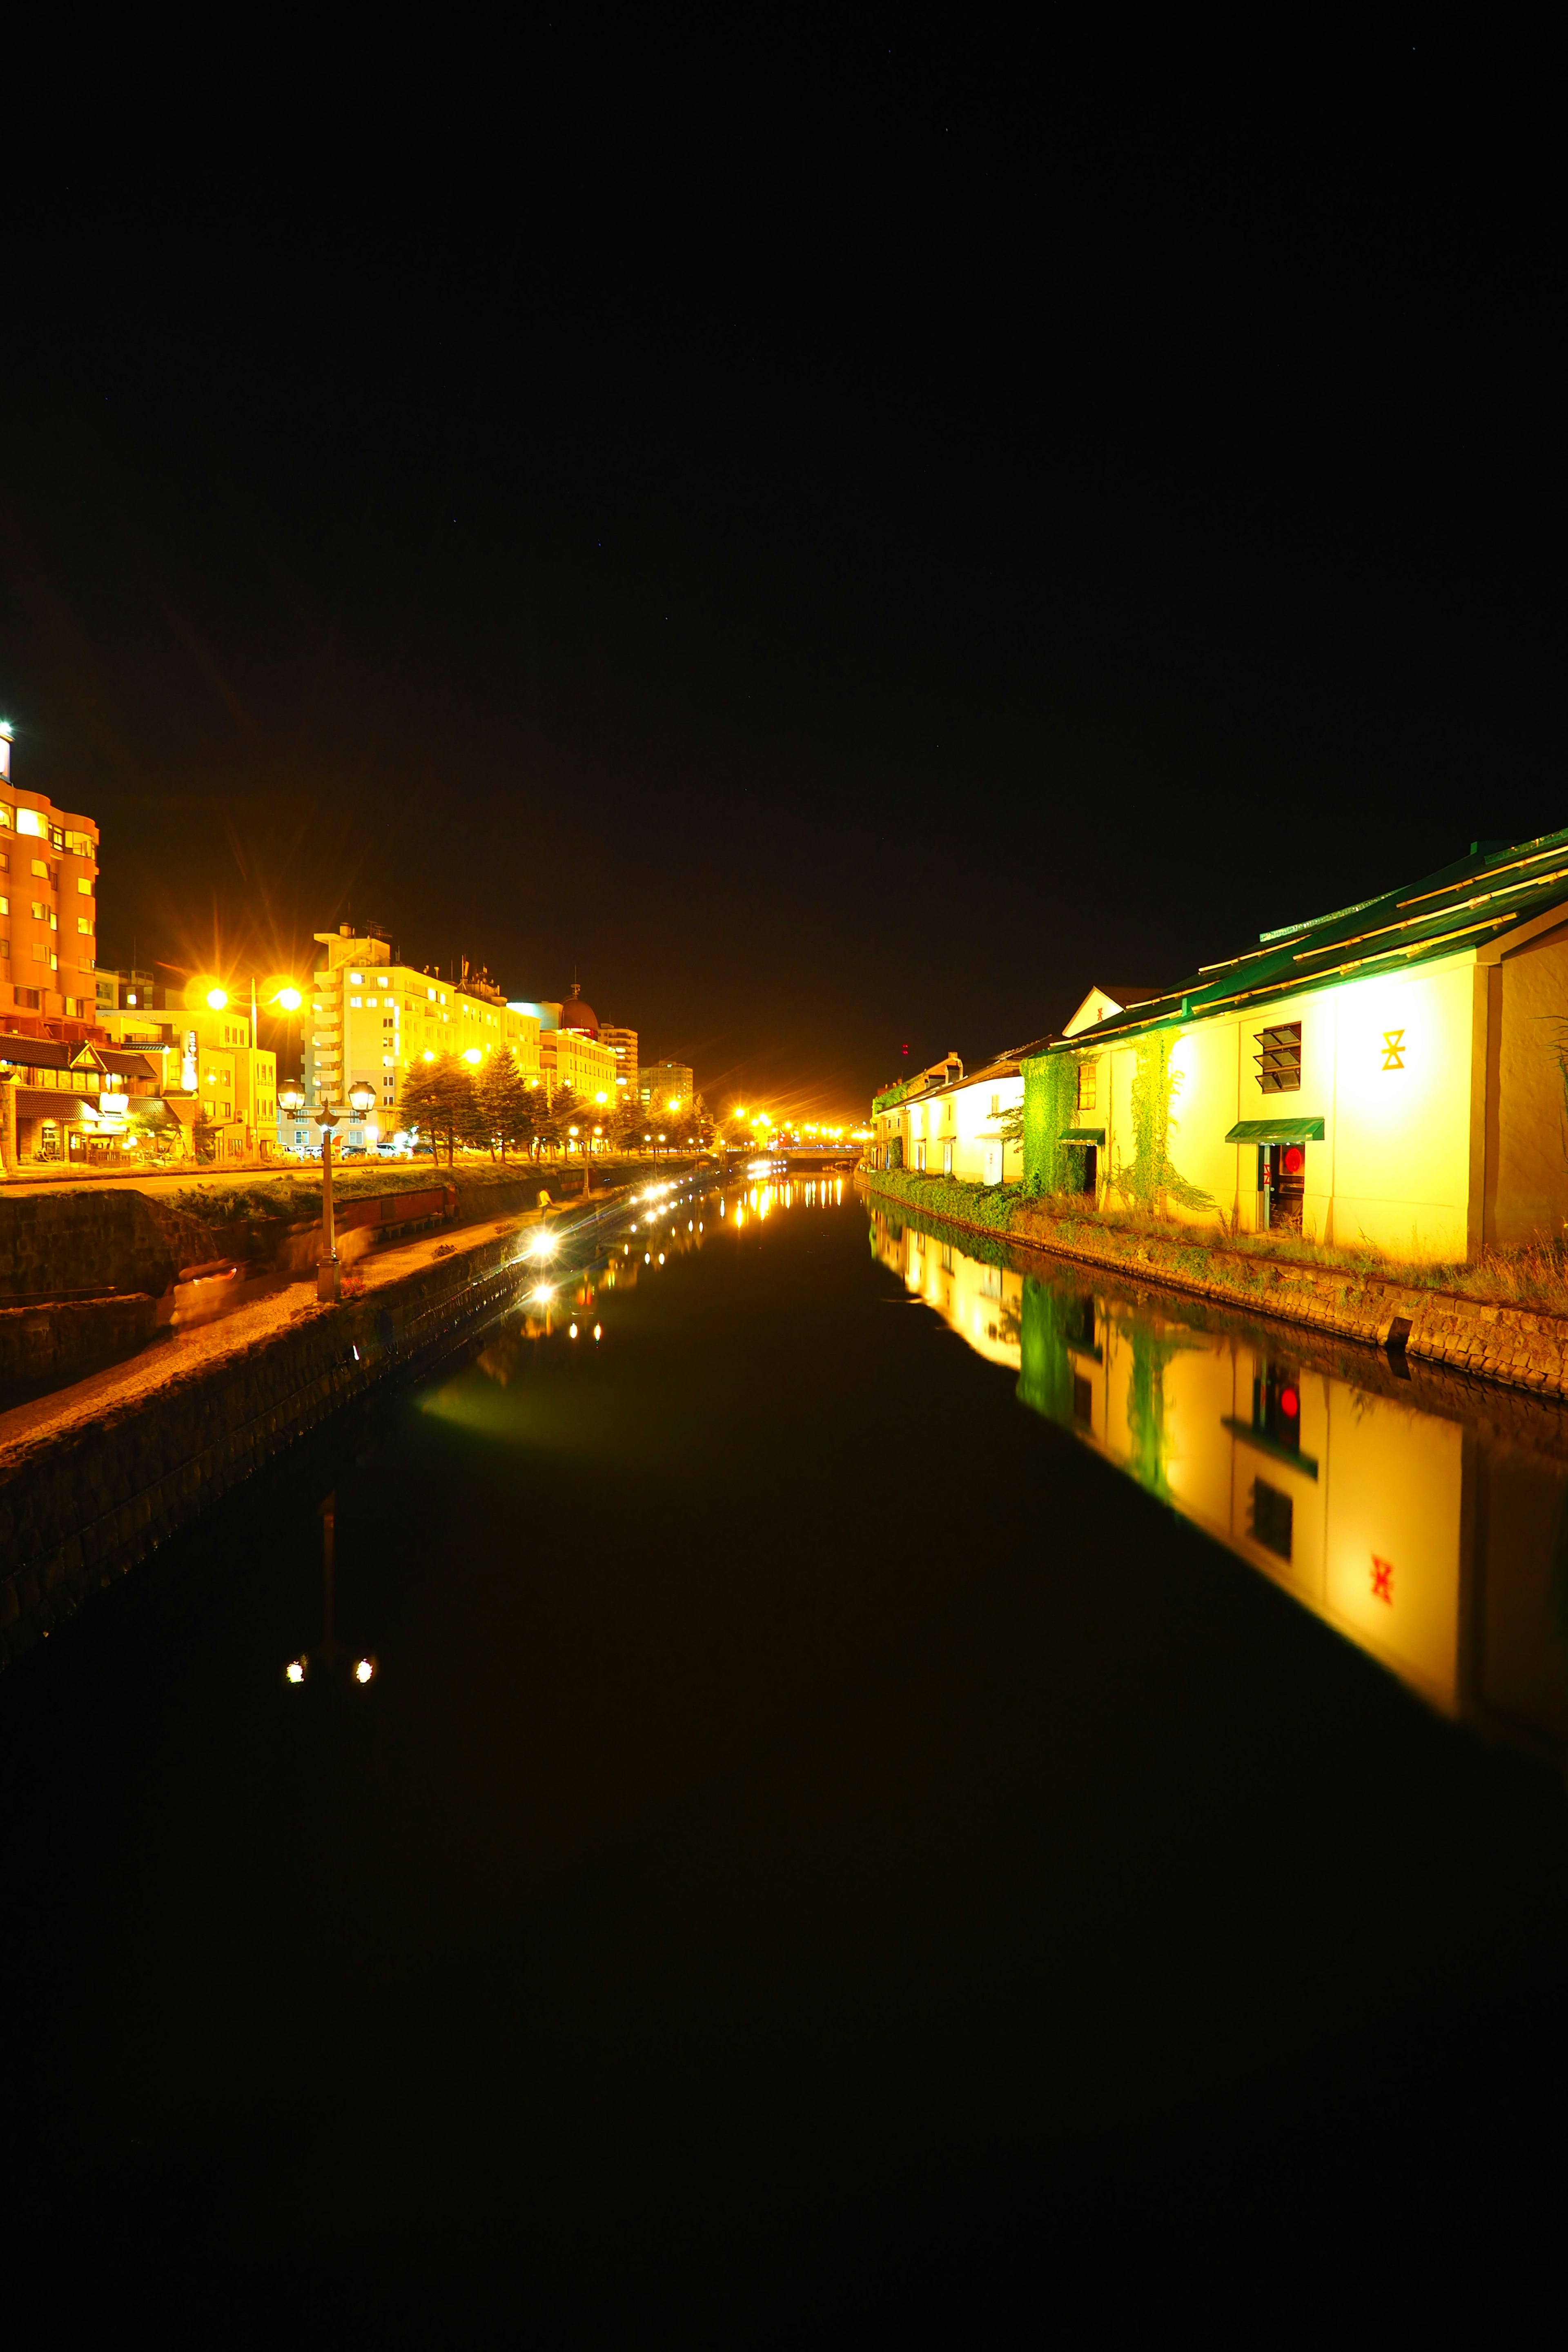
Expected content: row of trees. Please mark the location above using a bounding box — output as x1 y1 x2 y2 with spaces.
395 1051 713 1166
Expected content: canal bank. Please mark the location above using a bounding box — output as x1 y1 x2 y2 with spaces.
0 1179 653 1666
861 1171 1568 1404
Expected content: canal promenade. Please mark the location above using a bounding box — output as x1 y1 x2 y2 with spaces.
862 1172 1568 1406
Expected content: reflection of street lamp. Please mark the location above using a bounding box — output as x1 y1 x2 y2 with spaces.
284 1492 376 1688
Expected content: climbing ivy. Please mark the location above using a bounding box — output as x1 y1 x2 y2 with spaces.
1021 1053 1082 1194
1109 1034 1214 1218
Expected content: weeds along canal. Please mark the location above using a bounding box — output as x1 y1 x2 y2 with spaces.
3 1172 1568 2344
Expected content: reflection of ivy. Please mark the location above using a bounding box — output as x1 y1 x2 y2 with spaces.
1123 1322 1186 1499
1112 1035 1213 1217
1016 1276 1080 1424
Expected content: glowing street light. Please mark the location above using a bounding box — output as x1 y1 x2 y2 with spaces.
205 986 228 1011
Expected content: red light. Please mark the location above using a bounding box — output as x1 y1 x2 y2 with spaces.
1280 1386 1299 1418
1283 1144 1305 1174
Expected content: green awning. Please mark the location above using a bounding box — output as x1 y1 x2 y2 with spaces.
1060 1127 1105 1145
1225 1116 1325 1145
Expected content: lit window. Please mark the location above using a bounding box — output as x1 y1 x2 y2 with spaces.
76 914 93 934
31 860 46 879
350 996 362 1008
350 971 363 983
77 876 92 895
17 808 44 836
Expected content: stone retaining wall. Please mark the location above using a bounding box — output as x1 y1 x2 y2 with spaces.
0 1294 163 1391
0 1225 532 1667
864 1178 1568 1407
0 1189 179 1301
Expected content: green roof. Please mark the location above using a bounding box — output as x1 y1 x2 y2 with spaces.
1030 825 1568 1057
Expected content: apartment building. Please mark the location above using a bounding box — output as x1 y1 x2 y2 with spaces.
294 929 541 1152
638 1060 694 1119
599 1022 638 1103
0 720 100 1036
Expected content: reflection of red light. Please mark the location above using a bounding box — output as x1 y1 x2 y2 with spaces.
1280 1386 1299 1417
1283 1145 1304 1174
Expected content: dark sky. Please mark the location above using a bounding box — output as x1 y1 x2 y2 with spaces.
1 30 1555 1117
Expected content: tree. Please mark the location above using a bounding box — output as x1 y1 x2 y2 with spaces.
397 1054 476 1166
477 1050 538 1161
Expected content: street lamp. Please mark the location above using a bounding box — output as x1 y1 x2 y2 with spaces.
0 1063 18 1180
313 1078 376 1302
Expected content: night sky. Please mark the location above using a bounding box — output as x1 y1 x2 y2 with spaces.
1 32 1553 1116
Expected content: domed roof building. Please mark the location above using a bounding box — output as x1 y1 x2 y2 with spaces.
559 982 598 1038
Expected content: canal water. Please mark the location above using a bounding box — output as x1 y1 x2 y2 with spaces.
4 1174 1568 2343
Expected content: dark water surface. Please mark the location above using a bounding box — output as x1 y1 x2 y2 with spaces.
4 1176 1568 2344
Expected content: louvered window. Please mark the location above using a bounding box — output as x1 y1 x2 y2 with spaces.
1254 1023 1302 1094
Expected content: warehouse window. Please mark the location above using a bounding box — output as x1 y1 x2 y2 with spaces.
1077 1060 1098 1111
1254 1023 1302 1094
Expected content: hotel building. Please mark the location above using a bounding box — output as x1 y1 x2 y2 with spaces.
0 720 100 1037
292 929 541 1153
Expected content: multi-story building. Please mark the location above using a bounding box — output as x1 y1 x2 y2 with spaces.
292 928 541 1154
599 1022 638 1105
0 720 100 1037
638 1060 694 1120
534 983 617 1107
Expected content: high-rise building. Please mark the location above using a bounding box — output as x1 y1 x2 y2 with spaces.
0 719 100 1037
292 928 542 1153
599 1022 639 1103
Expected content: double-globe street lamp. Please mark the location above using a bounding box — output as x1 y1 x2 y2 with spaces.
278 1076 377 1301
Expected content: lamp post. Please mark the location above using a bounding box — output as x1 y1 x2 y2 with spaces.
310 1078 379 1300
0 1063 17 1179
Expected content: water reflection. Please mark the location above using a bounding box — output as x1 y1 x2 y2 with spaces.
872 1205 1568 1761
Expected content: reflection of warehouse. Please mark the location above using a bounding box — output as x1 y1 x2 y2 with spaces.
871 1200 1568 1757
1020 1268 1568 1751
870 1208 1023 1367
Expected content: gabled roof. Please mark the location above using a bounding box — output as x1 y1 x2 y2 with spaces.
1035 827 1568 1056
0 1032 109 1074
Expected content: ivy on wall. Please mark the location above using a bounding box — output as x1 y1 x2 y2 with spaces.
1021 1054 1082 1194
1109 1034 1214 1217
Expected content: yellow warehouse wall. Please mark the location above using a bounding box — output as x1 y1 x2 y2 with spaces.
1490 923 1568 1245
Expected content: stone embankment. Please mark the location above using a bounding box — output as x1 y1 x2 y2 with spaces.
0 1216 539 1667
863 1176 1568 1405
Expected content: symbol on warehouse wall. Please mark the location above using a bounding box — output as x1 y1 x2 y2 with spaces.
1381 1029 1406 1071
